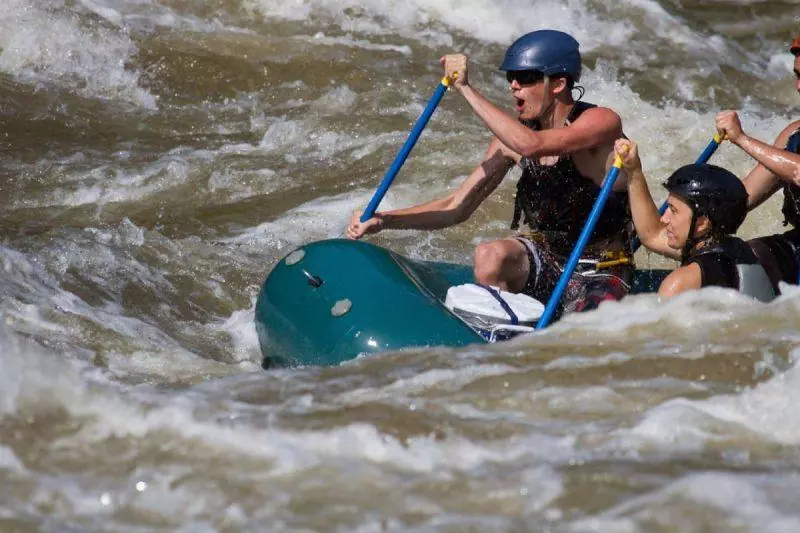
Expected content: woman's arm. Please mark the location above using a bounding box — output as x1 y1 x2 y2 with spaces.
658 263 702 298
614 139 681 260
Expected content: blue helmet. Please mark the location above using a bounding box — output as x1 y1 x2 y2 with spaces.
499 30 582 82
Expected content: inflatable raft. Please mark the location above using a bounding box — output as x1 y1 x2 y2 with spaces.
255 239 669 368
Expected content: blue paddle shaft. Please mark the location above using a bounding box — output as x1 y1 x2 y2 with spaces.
361 81 449 222
630 136 722 252
536 164 623 330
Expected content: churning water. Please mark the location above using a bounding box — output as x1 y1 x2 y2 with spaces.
1 0 800 530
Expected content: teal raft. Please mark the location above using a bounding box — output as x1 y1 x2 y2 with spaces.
255 239 669 368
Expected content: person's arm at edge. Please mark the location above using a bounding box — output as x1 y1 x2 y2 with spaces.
716 112 799 208
731 120 800 186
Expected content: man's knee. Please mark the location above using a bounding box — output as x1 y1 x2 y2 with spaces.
473 240 527 289
474 241 505 284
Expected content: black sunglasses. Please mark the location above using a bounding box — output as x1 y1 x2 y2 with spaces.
505 70 545 85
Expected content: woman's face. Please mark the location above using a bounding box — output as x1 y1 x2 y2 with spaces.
660 194 694 250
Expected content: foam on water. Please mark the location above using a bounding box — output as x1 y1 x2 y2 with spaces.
621 350 800 451
2 0 800 527
0 0 264 110
551 287 755 334
570 472 800 532
0 224 248 380
0 326 569 475
69 381 568 478
0 0 156 108
337 363 519 404
8 143 284 213
244 0 635 53
587 59 794 181
206 307 262 366
0 445 24 474
300 32 413 56
224 184 421 248
15 153 197 209
77 0 251 34
243 0 781 85
256 107 442 165
10 304 789 527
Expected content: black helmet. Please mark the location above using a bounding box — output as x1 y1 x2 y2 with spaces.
664 164 748 234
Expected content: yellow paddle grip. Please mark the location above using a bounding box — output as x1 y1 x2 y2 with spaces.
442 72 459 87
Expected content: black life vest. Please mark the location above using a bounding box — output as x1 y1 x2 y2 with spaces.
511 101 631 254
780 128 800 227
683 236 776 302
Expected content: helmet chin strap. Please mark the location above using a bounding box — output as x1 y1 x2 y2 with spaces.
680 210 699 265
680 210 717 264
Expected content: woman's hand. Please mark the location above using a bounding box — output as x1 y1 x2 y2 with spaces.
614 138 642 173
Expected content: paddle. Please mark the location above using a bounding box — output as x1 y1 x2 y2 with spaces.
360 76 454 222
535 156 624 330
630 133 724 252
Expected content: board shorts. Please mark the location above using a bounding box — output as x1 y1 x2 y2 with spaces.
515 232 633 319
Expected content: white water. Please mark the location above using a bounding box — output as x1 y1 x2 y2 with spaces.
1 0 800 529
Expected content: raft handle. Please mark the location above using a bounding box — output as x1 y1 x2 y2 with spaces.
303 270 323 288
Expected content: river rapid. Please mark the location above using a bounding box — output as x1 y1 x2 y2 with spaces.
2 0 800 531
